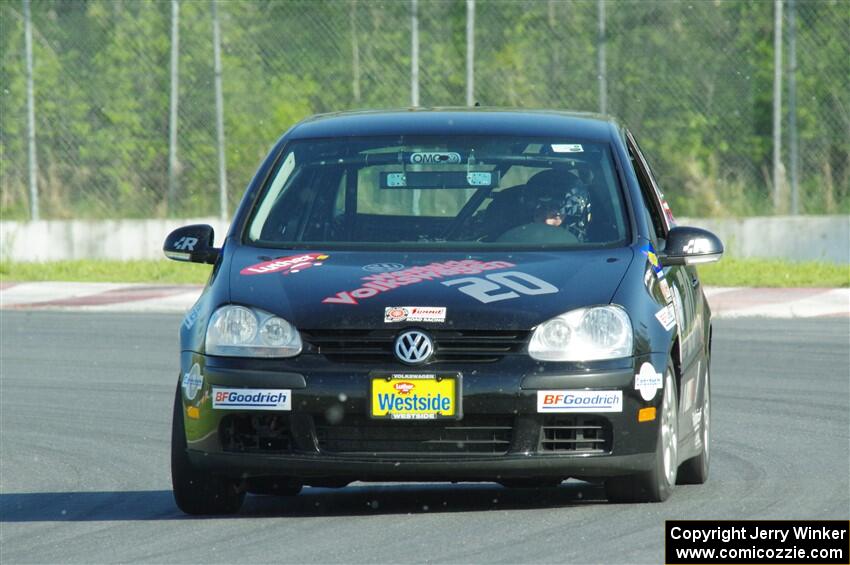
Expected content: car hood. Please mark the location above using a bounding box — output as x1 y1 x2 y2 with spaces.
228 247 634 330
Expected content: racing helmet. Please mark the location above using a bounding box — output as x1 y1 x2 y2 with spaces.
526 169 592 239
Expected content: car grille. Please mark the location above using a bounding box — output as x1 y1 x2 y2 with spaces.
220 414 292 454
301 329 530 364
538 417 611 453
316 415 514 455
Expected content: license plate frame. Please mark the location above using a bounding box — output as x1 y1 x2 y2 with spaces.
369 372 462 420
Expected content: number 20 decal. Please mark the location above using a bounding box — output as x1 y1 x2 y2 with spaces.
442 271 558 304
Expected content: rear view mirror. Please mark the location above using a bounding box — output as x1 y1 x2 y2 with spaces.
661 226 723 266
163 224 220 264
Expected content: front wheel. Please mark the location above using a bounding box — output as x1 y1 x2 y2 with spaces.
171 385 245 515
605 361 679 503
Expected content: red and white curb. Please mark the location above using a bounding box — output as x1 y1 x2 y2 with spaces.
0 282 202 313
702 287 849 319
1 282 848 319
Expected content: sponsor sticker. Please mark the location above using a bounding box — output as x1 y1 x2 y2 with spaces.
173 236 198 251
183 303 200 330
671 284 685 334
641 244 665 279
409 152 462 164
181 363 204 400
384 306 447 323
537 390 623 413
323 259 515 305
683 237 712 255
240 253 328 276
551 143 584 153
466 172 493 186
655 303 677 331
385 173 407 187
635 362 663 401
212 388 291 411
658 277 673 303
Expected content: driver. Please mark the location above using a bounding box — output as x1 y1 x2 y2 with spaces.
490 168 593 244
526 169 592 240
496 181 580 244
533 201 564 227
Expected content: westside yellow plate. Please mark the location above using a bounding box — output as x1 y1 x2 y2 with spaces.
370 373 460 420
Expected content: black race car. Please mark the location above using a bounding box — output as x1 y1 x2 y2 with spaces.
165 109 723 514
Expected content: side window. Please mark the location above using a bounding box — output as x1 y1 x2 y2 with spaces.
626 132 668 241
630 133 676 230
333 172 346 217
301 168 346 241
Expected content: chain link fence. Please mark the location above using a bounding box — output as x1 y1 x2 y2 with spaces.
1 0 848 221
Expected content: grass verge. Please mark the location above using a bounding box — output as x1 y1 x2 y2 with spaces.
1 258 848 287
696 258 849 288
0 260 212 285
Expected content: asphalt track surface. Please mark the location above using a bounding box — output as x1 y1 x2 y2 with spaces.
1 312 848 564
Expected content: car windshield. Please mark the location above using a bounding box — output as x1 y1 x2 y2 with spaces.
247 135 629 249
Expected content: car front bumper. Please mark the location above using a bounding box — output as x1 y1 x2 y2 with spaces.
178 351 669 483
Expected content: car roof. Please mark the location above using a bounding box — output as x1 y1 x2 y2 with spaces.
286 108 621 142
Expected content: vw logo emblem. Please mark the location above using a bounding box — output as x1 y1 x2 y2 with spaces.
362 262 405 273
394 330 434 365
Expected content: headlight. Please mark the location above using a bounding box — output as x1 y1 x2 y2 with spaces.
528 305 632 361
205 305 302 357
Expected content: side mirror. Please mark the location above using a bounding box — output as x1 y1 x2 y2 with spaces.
661 226 724 266
163 224 220 264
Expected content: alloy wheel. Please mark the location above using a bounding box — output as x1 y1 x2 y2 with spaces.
661 369 678 485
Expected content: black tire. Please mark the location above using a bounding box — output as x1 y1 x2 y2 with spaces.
678 362 710 484
499 479 563 489
247 477 303 496
605 361 679 503
171 385 245 515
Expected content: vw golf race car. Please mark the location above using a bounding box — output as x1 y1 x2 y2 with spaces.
165 109 723 514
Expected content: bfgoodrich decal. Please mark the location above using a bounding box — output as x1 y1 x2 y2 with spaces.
212 388 291 410
537 390 623 413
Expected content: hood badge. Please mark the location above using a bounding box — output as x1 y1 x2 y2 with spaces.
394 330 434 365
362 262 405 273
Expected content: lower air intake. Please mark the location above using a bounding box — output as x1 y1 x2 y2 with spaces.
316 415 514 455
539 416 611 453
220 414 292 454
